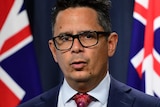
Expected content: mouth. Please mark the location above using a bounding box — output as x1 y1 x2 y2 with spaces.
70 60 87 70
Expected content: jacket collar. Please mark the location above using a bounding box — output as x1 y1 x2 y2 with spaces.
34 76 135 107
108 76 135 107
34 84 61 107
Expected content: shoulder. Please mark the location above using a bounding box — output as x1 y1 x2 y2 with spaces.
109 76 160 107
18 85 61 107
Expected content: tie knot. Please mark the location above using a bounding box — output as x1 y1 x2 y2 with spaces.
73 93 92 107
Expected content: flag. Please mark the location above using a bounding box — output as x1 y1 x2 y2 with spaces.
127 0 160 98
0 0 42 106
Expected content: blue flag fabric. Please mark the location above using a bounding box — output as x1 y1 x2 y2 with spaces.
0 0 42 106
127 0 160 98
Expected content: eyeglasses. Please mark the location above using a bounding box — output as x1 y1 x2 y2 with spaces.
52 31 111 51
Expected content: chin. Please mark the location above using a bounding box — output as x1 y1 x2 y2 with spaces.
73 75 90 82
69 71 90 80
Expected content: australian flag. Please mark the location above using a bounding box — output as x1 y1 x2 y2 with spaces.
127 0 160 98
0 0 42 107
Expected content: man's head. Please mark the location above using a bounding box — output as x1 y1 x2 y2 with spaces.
49 0 118 92
51 0 112 33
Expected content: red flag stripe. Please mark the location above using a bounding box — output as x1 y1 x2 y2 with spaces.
144 0 160 58
0 25 31 55
152 0 160 77
134 2 147 21
0 80 20 107
151 0 160 19
0 0 14 30
128 0 160 97
136 62 143 78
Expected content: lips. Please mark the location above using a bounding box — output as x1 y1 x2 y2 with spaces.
70 60 87 70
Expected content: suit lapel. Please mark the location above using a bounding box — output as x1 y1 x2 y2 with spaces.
107 76 135 107
34 85 61 107
32 76 136 107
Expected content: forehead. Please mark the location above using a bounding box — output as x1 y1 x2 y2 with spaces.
53 7 104 35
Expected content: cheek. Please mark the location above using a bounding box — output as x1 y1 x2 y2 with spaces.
54 51 63 64
96 42 108 58
93 51 108 64
89 48 108 67
56 53 67 65
90 45 108 67
56 52 70 71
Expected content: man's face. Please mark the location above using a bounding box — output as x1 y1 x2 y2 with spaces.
49 7 118 91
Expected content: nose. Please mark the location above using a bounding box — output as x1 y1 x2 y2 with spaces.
71 38 84 53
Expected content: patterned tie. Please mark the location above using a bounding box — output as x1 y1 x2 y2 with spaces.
73 93 92 107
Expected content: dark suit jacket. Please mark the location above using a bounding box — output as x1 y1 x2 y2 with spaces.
18 76 160 107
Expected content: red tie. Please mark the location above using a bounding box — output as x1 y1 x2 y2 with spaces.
73 93 92 107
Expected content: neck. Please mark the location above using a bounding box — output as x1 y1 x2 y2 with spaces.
66 73 107 92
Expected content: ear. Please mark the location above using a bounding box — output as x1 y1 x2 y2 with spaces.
107 32 118 57
48 40 58 62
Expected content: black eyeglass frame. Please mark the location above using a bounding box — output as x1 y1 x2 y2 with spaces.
51 31 111 51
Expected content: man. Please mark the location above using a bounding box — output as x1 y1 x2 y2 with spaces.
19 0 160 107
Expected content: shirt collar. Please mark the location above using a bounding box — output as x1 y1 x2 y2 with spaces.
88 72 110 105
61 79 77 105
61 72 111 105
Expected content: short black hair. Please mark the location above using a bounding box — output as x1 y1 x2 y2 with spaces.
51 0 112 34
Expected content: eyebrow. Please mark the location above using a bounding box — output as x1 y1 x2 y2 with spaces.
55 30 96 36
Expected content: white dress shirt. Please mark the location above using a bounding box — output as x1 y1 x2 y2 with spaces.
57 72 111 107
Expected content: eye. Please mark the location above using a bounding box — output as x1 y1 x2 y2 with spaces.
58 34 72 41
83 32 97 39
